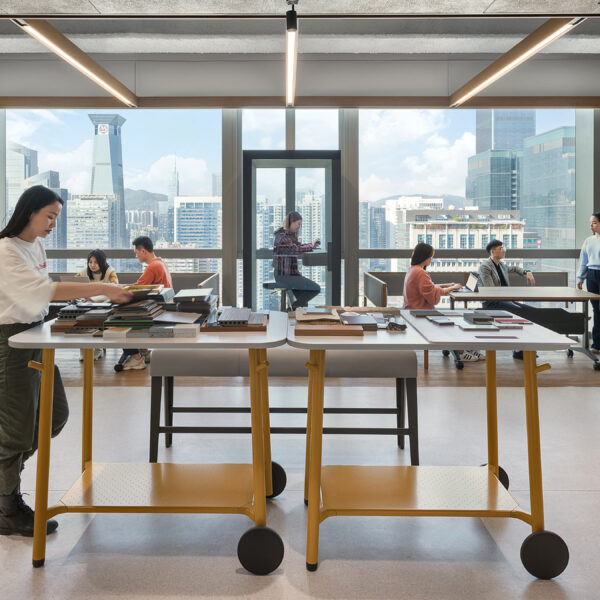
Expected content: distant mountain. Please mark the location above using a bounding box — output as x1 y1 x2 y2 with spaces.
372 193 465 210
124 188 167 212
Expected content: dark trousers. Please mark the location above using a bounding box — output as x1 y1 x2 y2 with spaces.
274 274 321 307
587 269 600 349
0 323 69 495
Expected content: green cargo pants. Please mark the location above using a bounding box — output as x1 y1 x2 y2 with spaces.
0 322 69 495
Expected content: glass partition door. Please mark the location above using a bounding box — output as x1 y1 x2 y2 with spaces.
243 151 341 310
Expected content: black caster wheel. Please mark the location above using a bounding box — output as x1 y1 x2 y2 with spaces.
480 464 509 489
520 530 569 579
455 361 464 370
237 526 284 575
267 461 287 498
566 349 574 358
442 350 451 357
594 362 600 371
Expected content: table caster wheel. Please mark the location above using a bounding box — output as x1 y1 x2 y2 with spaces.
566 349 574 358
593 361 600 371
442 350 450 357
480 464 509 489
520 530 569 579
237 526 284 575
267 461 287 498
455 361 464 370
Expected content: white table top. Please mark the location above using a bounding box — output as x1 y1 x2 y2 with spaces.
402 310 573 351
286 321 431 350
8 311 289 350
450 286 600 302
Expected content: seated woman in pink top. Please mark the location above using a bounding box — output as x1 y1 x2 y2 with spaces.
403 242 482 362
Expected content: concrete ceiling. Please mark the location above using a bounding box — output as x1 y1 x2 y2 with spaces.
1 17 600 56
1 0 600 17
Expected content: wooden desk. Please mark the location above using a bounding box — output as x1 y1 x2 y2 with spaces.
8 312 289 575
450 286 600 369
288 315 572 579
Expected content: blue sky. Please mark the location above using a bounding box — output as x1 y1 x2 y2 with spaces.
6 107 575 202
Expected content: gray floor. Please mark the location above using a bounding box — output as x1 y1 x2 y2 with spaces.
2 383 599 599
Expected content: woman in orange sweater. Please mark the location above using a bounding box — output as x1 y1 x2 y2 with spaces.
403 242 482 362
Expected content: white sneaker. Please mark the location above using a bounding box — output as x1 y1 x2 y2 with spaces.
460 351 482 362
94 348 103 361
472 350 485 360
121 355 147 371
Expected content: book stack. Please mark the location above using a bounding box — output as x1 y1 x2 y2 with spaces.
75 308 113 329
174 288 218 315
103 300 164 331
51 304 92 333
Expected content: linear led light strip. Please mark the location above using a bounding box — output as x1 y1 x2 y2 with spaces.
286 4 298 107
12 18 138 108
450 17 585 107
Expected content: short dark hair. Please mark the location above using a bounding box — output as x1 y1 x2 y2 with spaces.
411 242 435 267
0 185 63 239
592 211 600 222
132 236 153 252
486 239 503 255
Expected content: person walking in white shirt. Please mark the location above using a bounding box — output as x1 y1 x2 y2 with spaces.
577 212 600 353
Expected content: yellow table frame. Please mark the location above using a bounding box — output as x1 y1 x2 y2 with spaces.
304 349 567 577
29 347 279 570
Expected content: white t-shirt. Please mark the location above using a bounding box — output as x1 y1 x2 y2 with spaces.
0 236 56 325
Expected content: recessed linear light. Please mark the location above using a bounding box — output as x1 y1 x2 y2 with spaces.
450 17 585 108
11 18 138 108
286 3 298 107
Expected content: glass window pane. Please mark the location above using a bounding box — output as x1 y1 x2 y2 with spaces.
295 109 338 150
5 108 222 276
242 109 285 149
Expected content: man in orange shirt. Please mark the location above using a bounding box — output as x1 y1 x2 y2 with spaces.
115 236 173 371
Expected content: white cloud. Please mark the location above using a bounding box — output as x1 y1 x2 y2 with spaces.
125 154 211 196
38 139 93 194
359 174 399 204
6 110 64 146
242 109 286 149
295 109 338 150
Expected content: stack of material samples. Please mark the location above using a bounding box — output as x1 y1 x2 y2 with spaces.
174 288 218 314
201 308 267 332
294 307 363 336
103 300 164 330
51 304 98 333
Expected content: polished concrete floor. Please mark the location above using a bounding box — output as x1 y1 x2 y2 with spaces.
1 380 599 599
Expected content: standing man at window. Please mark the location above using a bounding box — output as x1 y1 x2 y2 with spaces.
478 239 538 359
115 236 173 372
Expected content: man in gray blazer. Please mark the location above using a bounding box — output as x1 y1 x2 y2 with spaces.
478 239 539 359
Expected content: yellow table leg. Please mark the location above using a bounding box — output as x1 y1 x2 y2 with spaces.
485 350 499 479
258 348 273 497
248 349 267 526
81 348 94 472
32 348 55 568
523 350 545 532
303 369 313 504
306 349 325 571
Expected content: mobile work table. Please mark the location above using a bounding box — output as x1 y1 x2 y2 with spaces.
287 312 573 579
8 311 289 575
450 286 600 369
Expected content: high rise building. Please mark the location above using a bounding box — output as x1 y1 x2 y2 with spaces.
89 114 127 247
212 173 222 196
23 170 69 269
159 158 179 243
520 126 576 273
174 196 221 273
68 194 116 250
476 109 536 153
465 150 520 211
6 141 38 217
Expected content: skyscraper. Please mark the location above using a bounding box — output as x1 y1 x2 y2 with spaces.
89 114 127 247
158 157 179 243
68 194 116 250
6 141 38 216
520 126 576 271
212 173 222 196
476 109 536 153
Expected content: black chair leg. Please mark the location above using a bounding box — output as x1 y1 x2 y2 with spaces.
149 376 162 463
165 376 174 448
396 378 406 449
405 377 419 466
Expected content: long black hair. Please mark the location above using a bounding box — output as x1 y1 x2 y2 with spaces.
411 242 435 268
0 185 63 239
87 249 110 281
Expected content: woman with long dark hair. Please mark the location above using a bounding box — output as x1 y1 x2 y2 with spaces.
76 249 118 283
273 211 321 310
577 211 600 352
0 186 131 537
403 242 481 362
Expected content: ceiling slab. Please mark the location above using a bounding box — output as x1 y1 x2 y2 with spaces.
1 0 599 16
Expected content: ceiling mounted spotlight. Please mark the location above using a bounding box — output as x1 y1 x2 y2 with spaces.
286 0 299 107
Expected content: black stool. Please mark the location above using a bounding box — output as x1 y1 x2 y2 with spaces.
263 282 296 311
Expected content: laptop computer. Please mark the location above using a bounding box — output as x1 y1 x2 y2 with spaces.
454 272 479 294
